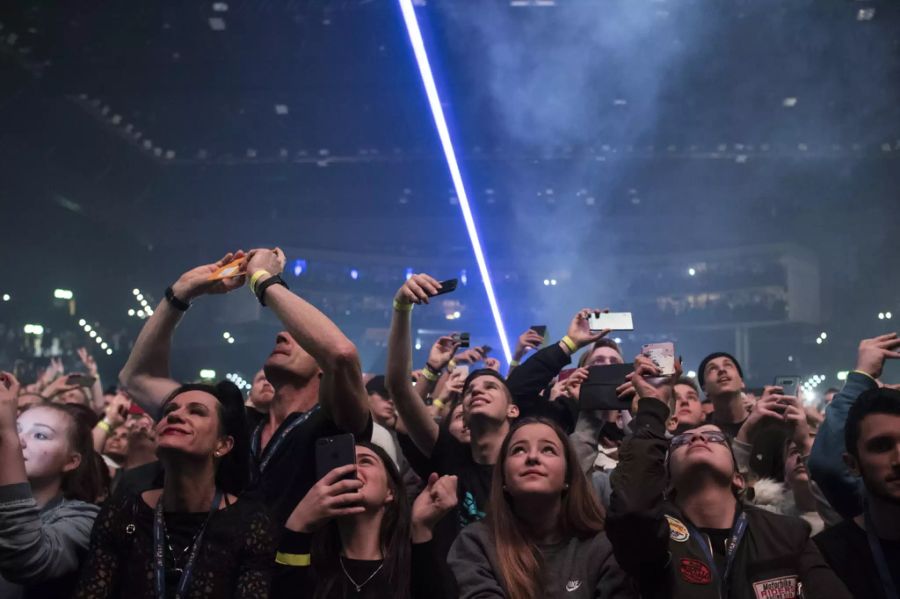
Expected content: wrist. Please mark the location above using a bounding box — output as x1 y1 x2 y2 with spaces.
852 367 878 381
560 336 578 354
410 521 434 543
171 279 198 302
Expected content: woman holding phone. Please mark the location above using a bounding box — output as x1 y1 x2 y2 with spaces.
448 417 636 599
274 441 457 599
75 381 275 598
0 372 104 599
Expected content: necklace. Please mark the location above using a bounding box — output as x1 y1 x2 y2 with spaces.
339 555 384 593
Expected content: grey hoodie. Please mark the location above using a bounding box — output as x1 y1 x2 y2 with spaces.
448 520 637 598
0 482 99 599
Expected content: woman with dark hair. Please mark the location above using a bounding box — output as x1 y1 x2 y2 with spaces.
273 441 457 599
0 372 104 599
448 417 636 599
75 381 275 598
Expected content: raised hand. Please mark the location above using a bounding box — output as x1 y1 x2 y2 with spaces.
171 251 248 301
244 247 287 280
563 367 590 401
855 333 900 379
104 392 132 428
428 335 461 371
285 464 364 533
77 347 98 376
736 385 797 444
484 357 501 373
566 308 612 351
411 473 458 541
628 354 681 405
513 329 545 361
394 273 442 306
452 347 487 366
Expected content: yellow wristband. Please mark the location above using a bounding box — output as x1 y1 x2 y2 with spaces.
448 359 457 371
433 399 445 409
561 335 578 353
392 300 414 312
96 419 111 433
509 360 520 367
421 367 438 382
249 270 272 295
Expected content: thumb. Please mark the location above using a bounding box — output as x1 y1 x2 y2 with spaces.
427 472 439 490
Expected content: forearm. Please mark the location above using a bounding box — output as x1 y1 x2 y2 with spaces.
808 372 875 518
91 423 110 454
118 299 184 418
385 309 438 456
89 377 104 414
506 343 571 405
0 430 27 487
264 285 368 432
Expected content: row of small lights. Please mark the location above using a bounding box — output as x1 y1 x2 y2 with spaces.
225 372 251 391
815 331 827 345
77 319 114 355
223 331 236 344
128 289 154 319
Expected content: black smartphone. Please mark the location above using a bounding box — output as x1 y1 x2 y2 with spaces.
66 374 97 387
430 279 459 297
530 325 548 338
481 345 492 355
453 332 471 348
315 434 356 481
579 363 636 411
773 376 801 398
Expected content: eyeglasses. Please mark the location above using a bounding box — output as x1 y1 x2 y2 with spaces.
670 430 728 451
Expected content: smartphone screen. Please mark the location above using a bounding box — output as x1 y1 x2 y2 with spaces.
642 342 675 376
67 374 97 387
587 312 634 332
531 325 548 338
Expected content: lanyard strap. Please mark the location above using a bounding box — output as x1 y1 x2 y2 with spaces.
865 507 899 599
153 488 223 599
686 511 748 598
252 405 321 473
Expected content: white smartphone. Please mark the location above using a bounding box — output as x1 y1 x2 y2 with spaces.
642 342 676 376
588 312 634 332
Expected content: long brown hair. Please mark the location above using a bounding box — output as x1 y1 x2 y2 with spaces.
488 417 605 599
310 442 410 599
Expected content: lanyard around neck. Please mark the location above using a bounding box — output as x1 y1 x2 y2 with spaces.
685 511 748 598
865 506 899 599
252 405 321 473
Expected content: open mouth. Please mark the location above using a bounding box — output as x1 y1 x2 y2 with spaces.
159 427 191 437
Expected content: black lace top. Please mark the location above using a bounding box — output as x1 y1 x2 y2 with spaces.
74 490 275 599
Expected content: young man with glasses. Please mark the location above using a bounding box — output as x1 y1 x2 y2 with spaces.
606 353 850 599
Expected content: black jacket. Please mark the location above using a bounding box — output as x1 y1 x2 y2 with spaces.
606 399 851 599
506 343 577 433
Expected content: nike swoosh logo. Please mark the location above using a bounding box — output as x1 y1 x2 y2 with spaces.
566 580 582 592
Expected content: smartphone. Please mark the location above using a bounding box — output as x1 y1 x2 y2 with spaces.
430 279 459 297
642 342 675 376
66 374 97 387
453 332 471 348
587 312 634 332
315 434 356 481
481 345 492 355
557 369 576 382
579 363 635 410
774 376 801 398
531 325 548 338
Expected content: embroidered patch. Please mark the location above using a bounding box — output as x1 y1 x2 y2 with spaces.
679 558 712 585
752 575 798 599
665 515 690 542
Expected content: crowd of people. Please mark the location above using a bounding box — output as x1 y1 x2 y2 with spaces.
0 248 897 599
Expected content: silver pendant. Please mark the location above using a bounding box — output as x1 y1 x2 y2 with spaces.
125 524 136 535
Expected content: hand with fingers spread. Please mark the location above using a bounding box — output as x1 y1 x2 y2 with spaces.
285 464 365 533
564 308 612 353
171 251 248 301
77 348 98 377
855 332 900 380
628 354 682 405
513 329 545 361
395 273 443 307
428 335 461 372
411 473 458 542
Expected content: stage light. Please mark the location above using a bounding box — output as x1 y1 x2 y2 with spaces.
227 338 235 344
83 324 92 332
137 310 145 318
399 0 512 363
106 349 113 355
819 332 827 340
136 294 144 302
879 312 885 320
95 336 103 343
460 269 468 286
78 319 87 326
543 279 550 286
350 269 359 280
614 337 623 344
887 312 893 320
788 355 794 362
24 324 44 335
816 338 822 345
687 370 697 379
550 279 558 286
1 294 8 302
223 332 231 339
405 268 414 281
837 371 849 381
89 330 97 338
54 289 74 300
292 259 307 277
688 268 696 276
199 369 216 380
128 309 135 316
132 289 140 296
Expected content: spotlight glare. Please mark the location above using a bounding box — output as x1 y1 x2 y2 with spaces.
292 259 307 277
399 0 512 363
132 289 140 295
128 309 135 316
687 370 697 379
223 332 231 339
106 349 113 355
137 310 145 318
405 267 414 281
887 312 893 320
350 269 359 280
1 294 9 302
227 337 235 344
199 369 216 380
819 332 827 340
688 267 696 276
543 279 550 286
816 338 823 345
96 336 103 343
54 289 74 300
83 324 92 332
89 330 97 338
78 319 86 326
